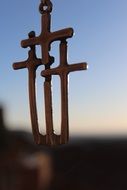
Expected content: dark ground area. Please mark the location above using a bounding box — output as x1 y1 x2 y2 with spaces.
0 108 127 190
52 137 127 190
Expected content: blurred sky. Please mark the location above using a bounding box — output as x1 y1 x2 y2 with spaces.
0 0 127 136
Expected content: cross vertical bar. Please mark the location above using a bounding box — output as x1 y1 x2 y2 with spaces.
44 70 54 145
60 73 69 144
28 67 41 144
40 12 51 64
60 41 69 144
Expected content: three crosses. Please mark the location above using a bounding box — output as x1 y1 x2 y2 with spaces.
13 0 87 146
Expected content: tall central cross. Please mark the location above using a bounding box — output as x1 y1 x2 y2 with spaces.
21 0 73 65
13 0 88 146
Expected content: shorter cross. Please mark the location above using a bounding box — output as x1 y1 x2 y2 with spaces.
42 40 87 144
13 31 45 144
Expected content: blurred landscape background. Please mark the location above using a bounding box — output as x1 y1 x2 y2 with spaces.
1 107 127 190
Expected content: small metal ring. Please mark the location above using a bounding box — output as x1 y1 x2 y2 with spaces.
39 0 53 14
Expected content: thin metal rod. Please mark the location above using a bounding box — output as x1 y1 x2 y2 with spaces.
28 69 42 144
44 75 54 145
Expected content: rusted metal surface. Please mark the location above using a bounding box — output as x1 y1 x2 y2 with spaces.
13 0 87 146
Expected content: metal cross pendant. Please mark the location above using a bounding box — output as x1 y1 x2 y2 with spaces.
13 0 88 146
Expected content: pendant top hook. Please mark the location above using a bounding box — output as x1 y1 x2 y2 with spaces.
39 0 53 14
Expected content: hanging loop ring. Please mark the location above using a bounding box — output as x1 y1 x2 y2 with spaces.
39 0 53 14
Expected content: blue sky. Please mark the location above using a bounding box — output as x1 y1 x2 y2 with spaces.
0 0 127 136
